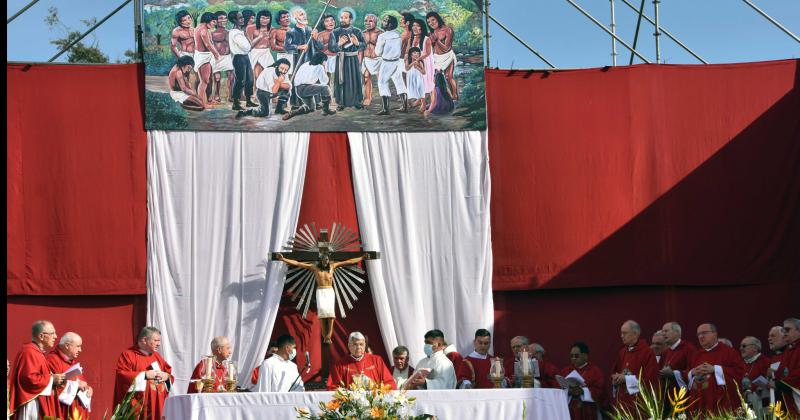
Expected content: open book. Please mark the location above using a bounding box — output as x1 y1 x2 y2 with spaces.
400 368 432 391
555 370 585 389
63 363 83 380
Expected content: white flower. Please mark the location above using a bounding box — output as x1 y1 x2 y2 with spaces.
745 407 757 420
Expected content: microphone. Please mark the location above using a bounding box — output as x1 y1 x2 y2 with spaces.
304 351 312 373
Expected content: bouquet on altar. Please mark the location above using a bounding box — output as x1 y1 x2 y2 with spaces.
295 377 435 420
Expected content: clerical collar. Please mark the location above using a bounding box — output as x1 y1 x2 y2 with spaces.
33 342 47 353
670 339 681 350
703 342 719 352
744 353 761 364
468 351 489 359
138 347 152 355
57 349 73 363
576 362 588 369
350 354 365 362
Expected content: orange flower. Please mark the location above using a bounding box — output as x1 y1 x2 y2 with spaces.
370 406 385 418
325 399 341 411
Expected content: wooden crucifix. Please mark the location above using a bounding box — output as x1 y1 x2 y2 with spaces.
270 223 379 377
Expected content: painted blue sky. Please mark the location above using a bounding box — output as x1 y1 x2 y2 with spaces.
7 0 800 68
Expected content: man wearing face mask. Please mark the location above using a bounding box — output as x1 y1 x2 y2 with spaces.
188 336 232 393
256 335 304 392
328 332 396 390
409 330 456 390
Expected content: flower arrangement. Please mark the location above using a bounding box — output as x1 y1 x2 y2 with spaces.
295 379 435 420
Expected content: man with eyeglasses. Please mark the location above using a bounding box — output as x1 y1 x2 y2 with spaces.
687 323 745 415
114 326 174 420
610 320 658 412
8 320 65 419
739 336 770 413
773 317 800 416
560 341 605 420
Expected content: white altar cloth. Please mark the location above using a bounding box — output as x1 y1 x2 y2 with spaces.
163 388 570 420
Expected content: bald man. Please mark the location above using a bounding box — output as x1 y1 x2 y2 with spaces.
610 320 658 411
687 323 745 415
9 320 64 420
45 332 92 418
188 336 233 393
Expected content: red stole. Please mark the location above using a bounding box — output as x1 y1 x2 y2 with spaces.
114 346 173 420
560 363 606 420
251 366 260 385
456 354 493 389
8 342 55 419
187 359 227 393
45 350 90 420
688 342 745 414
326 353 397 390
445 349 463 373
611 338 659 408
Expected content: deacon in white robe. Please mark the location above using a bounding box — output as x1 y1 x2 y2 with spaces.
255 335 304 392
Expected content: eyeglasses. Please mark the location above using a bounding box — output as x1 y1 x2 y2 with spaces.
42 332 57 336
569 353 582 358
739 343 755 348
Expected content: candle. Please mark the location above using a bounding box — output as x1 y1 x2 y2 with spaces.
521 351 529 375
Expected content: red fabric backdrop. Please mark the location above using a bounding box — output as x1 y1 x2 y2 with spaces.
6 60 799 413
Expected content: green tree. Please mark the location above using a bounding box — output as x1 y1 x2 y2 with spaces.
45 6 110 63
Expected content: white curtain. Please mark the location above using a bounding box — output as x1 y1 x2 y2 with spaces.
147 131 309 394
348 131 494 366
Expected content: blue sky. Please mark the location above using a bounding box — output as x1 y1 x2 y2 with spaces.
6 0 800 68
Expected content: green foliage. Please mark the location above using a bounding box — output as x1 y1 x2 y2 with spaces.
144 45 177 76
145 90 190 130
453 64 486 130
102 390 140 420
45 7 110 64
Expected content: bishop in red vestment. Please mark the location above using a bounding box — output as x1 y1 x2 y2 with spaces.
114 327 173 420
740 337 770 392
658 322 697 397
775 318 800 416
687 323 745 415
456 329 495 389
610 321 659 411
561 342 606 420
8 321 64 420
187 336 232 393
531 343 561 389
327 332 396 390
45 333 93 420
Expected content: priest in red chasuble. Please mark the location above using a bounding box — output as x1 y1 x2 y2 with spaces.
530 343 560 388
188 336 232 393
561 342 606 420
327 332 396 390
114 326 173 419
610 320 659 411
687 323 745 415
774 317 800 416
658 321 697 397
457 329 496 389
9 320 65 420
44 332 93 420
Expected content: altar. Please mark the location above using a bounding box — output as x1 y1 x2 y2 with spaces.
163 388 570 419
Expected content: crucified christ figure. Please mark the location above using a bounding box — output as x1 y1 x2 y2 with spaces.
275 252 367 344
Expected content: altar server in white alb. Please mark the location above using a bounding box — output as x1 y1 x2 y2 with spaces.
407 329 456 389
256 335 304 392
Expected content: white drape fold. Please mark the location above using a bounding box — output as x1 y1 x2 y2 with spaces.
146 131 309 394
348 131 494 366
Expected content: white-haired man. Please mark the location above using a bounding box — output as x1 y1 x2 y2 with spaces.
114 326 173 420
768 326 787 374
659 321 697 397
739 336 770 411
327 332 396 390
651 331 667 364
45 332 92 418
610 320 658 410
9 320 65 419
188 336 232 393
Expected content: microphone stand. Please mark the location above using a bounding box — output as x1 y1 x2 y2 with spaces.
289 358 311 392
